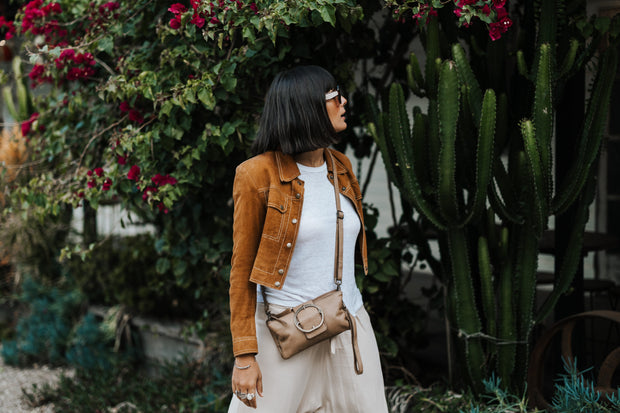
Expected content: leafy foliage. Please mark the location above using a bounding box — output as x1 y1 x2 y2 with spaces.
1 276 84 366
23 353 232 412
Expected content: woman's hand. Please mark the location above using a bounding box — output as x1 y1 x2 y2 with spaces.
231 354 263 409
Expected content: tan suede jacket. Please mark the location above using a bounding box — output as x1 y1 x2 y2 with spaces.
229 148 368 356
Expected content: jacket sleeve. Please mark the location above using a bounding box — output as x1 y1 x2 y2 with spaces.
229 165 265 356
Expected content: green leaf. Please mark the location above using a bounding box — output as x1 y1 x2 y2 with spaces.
319 4 337 26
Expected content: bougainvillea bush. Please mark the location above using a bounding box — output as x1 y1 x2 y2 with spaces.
0 0 370 312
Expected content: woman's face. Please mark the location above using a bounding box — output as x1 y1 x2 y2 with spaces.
325 88 347 133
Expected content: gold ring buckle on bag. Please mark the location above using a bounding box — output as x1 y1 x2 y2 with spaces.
294 304 325 333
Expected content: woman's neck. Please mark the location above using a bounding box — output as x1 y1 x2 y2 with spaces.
294 148 325 167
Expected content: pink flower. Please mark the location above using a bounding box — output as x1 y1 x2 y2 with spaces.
127 165 141 181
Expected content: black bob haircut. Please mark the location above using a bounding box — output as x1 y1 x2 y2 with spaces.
252 65 340 156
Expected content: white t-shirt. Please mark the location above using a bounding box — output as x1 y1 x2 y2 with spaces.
258 161 363 315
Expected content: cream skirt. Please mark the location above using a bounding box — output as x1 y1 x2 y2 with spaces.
228 303 388 413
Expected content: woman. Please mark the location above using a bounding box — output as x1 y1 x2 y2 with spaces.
228 65 388 412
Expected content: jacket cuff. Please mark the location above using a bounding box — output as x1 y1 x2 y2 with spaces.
233 336 259 357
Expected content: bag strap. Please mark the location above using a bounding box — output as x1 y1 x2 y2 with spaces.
328 149 344 289
262 149 344 313
329 150 363 375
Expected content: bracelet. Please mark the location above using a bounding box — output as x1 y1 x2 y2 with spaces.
234 359 253 370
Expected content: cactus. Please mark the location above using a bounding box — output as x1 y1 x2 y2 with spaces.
2 56 34 123
367 0 619 392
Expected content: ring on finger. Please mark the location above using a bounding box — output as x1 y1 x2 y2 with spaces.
247 393 255 401
235 390 247 400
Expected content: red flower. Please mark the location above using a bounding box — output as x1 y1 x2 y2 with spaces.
157 202 170 214
489 22 503 40
21 112 39 136
127 165 141 181
169 17 182 29
119 101 130 112
168 3 187 14
191 13 205 28
102 178 113 191
87 179 96 188
94 167 104 177
117 155 127 165
492 0 506 8
249 2 258 14
496 6 507 20
142 186 158 201
128 109 144 124
482 5 491 16
151 173 178 186
87 170 93 177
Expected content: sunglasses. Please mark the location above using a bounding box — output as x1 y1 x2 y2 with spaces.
325 85 342 104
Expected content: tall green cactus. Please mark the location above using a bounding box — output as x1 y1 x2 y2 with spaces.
2 57 34 123
368 0 619 392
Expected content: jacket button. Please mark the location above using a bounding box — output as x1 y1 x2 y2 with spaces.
329 174 333 179
295 193 301 199
278 269 284 275
280 205 284 210
286 242 292 248
275 281 281 287
341 186 346 191
292 219 297 224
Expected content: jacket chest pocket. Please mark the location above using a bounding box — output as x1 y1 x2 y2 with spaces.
263 190 289 241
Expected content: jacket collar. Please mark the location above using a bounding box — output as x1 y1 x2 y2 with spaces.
274 148 347 183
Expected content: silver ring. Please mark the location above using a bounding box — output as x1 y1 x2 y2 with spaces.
235 390 247 400
247 393 255 401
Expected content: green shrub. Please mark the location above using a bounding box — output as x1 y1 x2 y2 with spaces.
66 233 222 319
1 276 84 366
1 276 138 371
23 354 231 413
